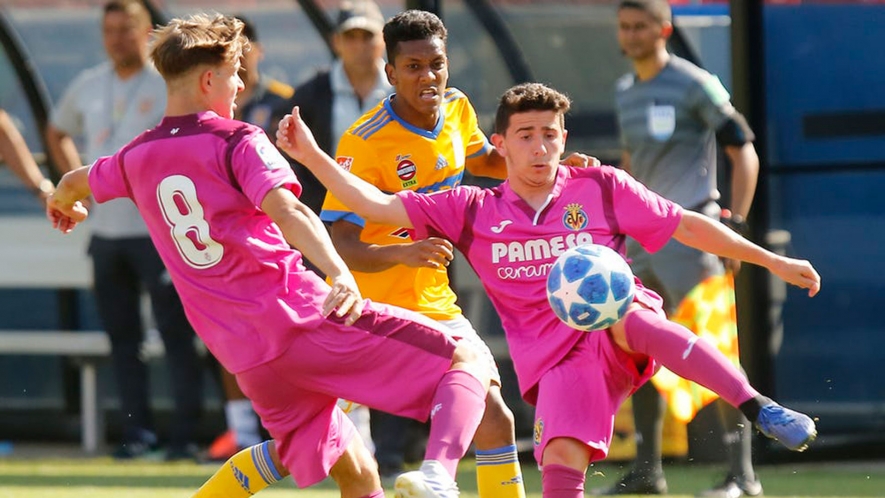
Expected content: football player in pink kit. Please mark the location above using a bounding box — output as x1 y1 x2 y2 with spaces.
47 13 491 498
277 82 822 498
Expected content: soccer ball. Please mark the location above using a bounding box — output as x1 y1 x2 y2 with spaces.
546 244 636 331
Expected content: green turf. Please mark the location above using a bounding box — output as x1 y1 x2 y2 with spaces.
0 457 883 497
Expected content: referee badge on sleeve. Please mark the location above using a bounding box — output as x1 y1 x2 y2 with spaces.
647 104 675 141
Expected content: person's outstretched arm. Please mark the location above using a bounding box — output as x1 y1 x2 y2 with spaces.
672 210 821 297
276 107 411 229
46 166 91 233
261 186 364 325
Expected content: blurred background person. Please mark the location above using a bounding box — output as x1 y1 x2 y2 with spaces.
44 0 203 461
273 0 391 222
596 1 761 496
233 16 294 136
0 108 54 207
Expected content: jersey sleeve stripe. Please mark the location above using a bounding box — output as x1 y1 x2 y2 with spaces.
466 140 492 159
353 108 391 138
443 88 464 103
357 115 392 140
416 172 464 193
319 209 366 228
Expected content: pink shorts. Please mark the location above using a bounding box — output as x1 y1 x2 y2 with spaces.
531 329 658 465
235 300 457 487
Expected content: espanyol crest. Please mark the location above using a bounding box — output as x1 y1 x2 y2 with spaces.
647 104 675 141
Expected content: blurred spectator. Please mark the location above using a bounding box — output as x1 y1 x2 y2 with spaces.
233 16 294 135
273 0 391 219
0 108 54 207
44 0 203 461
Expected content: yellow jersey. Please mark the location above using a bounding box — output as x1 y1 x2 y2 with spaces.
321 89 493 319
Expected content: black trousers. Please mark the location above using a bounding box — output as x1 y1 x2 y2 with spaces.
89 236 203 447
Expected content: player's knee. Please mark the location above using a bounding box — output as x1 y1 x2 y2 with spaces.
542 437 591 470
329 438 380 492
609 302 646 352
451 340 479 364
450 342 491 390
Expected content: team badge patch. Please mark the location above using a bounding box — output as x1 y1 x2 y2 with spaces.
396 155 418 188
533 417 544 446
647 104 675 141
562 203 588 231
336 156 354 171
255 135 287 170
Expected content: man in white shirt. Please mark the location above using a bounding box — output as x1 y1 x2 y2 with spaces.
45 0 203 461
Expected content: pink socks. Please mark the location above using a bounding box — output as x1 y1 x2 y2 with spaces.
624 308 758 407
542 464 585 498
423 369 487 477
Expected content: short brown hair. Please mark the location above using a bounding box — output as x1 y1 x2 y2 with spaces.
494 83 571 134
149 13 249 81
618 0 672 24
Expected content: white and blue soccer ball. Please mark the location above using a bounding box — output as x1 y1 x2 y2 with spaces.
546 244 636 331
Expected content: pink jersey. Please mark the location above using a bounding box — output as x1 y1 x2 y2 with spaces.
399 165 682 402
89 111 329 373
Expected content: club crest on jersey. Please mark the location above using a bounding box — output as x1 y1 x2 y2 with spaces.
396 155 418 188
562 203 588 231
647 104 675 141
336 156 354 171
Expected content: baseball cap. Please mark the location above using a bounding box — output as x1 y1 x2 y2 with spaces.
336 0 384 34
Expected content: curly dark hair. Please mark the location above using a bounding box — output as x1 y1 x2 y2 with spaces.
382 9 447 63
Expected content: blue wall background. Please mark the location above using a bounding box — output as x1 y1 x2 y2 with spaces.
764 4 885 437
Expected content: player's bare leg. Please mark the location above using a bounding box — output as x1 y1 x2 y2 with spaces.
329 436 384 498
473 385 526 498
540 437 592 498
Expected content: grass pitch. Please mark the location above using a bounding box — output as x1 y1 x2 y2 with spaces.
0 455 883 497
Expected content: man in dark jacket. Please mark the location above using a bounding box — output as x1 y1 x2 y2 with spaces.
274 0 390 214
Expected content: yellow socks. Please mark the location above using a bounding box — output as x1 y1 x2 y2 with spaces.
475 445 526 498
193 440 283 497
